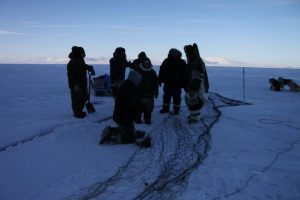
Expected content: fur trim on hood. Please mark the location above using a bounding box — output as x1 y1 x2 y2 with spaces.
139 59 152 71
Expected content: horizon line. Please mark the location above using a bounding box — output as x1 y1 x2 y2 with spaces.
0 63 299 69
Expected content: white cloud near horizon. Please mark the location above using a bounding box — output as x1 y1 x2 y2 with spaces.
25 23 104 28
0 30 28 36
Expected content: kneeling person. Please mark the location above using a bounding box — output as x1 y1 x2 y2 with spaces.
100 70 151 147
113 70 141 143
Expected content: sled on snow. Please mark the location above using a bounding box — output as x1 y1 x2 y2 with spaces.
92 74 112 96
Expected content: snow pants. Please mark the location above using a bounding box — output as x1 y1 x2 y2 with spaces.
70 88 88 115
162 84 182 112
185 86 207 121
117 122 136 144
111 79 125 98
136 96 154 121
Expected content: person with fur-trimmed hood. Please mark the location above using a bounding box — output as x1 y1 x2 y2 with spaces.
158 48 186 114
184 43 209 123
67 46 95 118
135 57 159 124
131 51 148 70
109 47 131 97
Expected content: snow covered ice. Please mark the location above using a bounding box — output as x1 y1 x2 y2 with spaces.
0 64 299 200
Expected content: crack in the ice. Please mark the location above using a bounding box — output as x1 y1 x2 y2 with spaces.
258 118 300 131
0 116 113 153
212 139 299 200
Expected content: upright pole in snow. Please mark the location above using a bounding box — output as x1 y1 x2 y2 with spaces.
243 67 245 102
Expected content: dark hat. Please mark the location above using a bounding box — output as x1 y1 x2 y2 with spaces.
138 52 147 60
115 47 125 54
113 47 126 58
78 47 86 58
169 48 182 58
69 46 81 59
72 46 79 51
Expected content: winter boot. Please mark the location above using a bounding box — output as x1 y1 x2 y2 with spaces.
136 136 151 148
136 130 146 139
188 115 199 124
144 119 151 125
74 111 86 118
160 105 169 114
173 107 180 115
99 126 113 144
134 118 143 124
188 118 198 124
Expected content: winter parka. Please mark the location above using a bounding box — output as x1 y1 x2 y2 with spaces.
67 48 93 90
136 61 159 97
158 56 186 88
113 80 140 125
184 55 209 93
109 58 128 83
183 43 209 122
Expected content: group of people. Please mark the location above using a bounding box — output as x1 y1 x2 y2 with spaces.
67 43 209 146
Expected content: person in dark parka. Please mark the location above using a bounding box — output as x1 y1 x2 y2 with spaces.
113 70 142 143
109 47 131 97
67 46 95 118
158 48 186 114
135 58 159 124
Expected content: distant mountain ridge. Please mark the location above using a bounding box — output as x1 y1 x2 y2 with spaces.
0 56 298 68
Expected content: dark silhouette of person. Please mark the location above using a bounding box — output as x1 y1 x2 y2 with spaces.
67 46 95 118
135 58 159 124
109 47 131 97
113 70 142 143
183 43 209 123
158 48 186 114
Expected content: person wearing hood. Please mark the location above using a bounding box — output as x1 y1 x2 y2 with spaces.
135 57 159 124
67 46 95 118
158 48 186 114
183 43 209 123
112 70 143 143
109 47 132 97
131 51 148 70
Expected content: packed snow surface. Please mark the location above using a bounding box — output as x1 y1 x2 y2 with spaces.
0 64 299 200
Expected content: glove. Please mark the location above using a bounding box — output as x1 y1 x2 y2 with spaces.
74 85 81 93
90 67 96 76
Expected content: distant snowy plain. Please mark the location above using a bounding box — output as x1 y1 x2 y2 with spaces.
0 64 299 200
